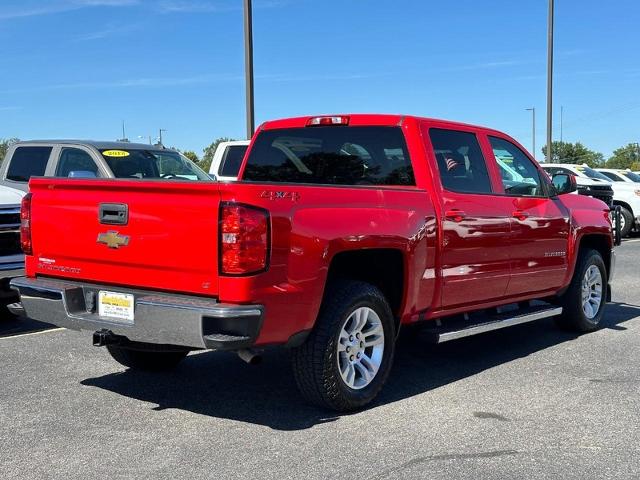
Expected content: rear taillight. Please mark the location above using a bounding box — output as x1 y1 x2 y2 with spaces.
220 203 269 275
20 193 32 255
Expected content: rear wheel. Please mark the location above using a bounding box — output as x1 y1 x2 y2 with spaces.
291 280 396 411
555 248 607 332
106 343 189 371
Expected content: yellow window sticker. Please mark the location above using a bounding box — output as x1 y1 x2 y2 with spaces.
102 150 130 157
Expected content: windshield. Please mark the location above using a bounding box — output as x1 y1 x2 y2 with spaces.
100 149 210 180
575 165 611 182
623 171 640 182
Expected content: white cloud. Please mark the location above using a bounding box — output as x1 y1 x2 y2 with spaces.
0 0 139 20
0 73 243 94
157 1 236 13
75 22 141 41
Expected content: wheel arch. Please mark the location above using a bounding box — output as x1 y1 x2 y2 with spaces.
325 248 406 332
612 200 633 216
577 234 611 278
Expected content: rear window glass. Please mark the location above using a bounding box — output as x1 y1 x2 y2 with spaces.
6 146 52 182
100 149 210 181
219 145 248 177
242 126 415 186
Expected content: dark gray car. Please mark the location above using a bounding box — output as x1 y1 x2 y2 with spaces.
0 140 210 192
0 140 211 313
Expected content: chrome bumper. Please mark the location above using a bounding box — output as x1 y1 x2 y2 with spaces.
10 276 263 350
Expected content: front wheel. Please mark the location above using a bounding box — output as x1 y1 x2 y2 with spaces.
291 281 396 412
106 343 189 371
555 248 607 332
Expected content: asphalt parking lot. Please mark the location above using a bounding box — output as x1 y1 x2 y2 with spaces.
1 241 640 480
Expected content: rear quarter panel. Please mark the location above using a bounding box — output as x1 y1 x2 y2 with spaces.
217 182 437 345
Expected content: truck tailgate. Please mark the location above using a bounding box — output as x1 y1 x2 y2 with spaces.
27 178 221 296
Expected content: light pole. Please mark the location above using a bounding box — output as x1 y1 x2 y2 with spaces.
526 108 536 159
560 105 564 143
243 0 255 139
159 128 167 146
546 0 554 163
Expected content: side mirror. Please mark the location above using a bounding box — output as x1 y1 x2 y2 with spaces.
68 170 97 178
551 173 577 195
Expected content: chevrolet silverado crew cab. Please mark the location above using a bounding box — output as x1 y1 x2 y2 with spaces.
12 115 614 411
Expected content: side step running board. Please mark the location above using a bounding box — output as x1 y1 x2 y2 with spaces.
424 305 563 344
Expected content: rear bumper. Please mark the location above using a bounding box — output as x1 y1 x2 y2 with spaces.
10 276 263 350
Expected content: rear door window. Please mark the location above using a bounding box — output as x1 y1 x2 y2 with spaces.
6 146 52 182
243 126 415 186
219 145 248 177
55 148 101 178
429 129 492 194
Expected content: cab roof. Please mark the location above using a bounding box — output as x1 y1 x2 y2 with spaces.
259 114 505 135
16 140 172 151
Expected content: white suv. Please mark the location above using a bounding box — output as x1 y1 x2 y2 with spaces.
596 168 640 184
542 163 640 237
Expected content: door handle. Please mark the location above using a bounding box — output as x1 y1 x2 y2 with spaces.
512 211 529 221
445 209 466 222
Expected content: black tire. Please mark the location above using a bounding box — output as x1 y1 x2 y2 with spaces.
555 248 607 332
106 344 189 371
618 206 633 238
291 280 396 412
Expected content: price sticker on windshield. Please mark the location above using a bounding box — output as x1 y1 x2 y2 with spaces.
102 150 130 157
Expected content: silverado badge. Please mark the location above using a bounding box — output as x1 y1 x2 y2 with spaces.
97 231 130 249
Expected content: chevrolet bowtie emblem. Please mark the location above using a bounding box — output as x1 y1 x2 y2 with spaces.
97 231 130 249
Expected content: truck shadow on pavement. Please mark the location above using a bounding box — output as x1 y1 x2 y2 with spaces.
81 302 640 431
0 314 55 338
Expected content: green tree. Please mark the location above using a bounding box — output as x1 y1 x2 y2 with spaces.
0 137 19 164
182 150 199 163
541 141 604 167
201 137 234 172
605 143 640 169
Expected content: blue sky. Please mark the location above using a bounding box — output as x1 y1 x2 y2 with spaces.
0 0 638 160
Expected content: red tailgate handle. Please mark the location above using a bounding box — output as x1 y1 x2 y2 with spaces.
445 209 466 222
512 211 529 221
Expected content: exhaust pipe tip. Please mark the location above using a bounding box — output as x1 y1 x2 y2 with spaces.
237 348 262 365
7 302 26 317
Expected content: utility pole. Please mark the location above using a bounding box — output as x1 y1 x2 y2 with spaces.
243 0 255 139
122 121 126 141
526 108 536 159
560 105 564 143
159 128 166 146
546 0 554 163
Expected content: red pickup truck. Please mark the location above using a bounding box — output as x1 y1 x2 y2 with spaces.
12 115 614 411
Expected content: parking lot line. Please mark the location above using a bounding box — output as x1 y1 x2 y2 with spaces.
0 327 65 340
